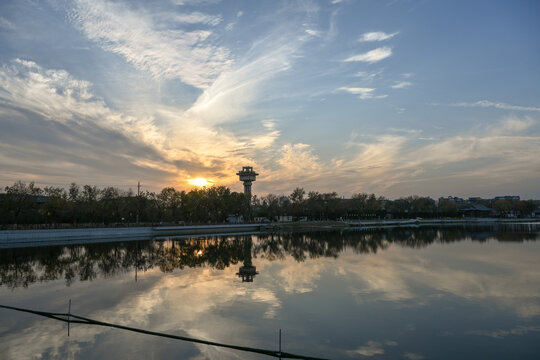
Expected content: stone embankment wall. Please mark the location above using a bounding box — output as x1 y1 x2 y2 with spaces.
0 224 262 248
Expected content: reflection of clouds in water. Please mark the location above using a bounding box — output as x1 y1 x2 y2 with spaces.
278 260 327 294
467 325 540 339
335 243 540 318
346 340 397 357
2 237 540 359
1 265 282 360
250 288 281 318
2 314 105 359
404 352 426 360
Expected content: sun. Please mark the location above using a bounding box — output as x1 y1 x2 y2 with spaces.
188 178 210 187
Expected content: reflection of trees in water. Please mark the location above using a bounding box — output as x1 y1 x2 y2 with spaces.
0 224 537 289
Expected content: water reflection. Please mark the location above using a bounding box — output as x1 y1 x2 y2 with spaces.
1 224 539 360
237 237 258 282
0 224 538 289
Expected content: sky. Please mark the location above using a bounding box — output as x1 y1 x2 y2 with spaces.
0 0 539 199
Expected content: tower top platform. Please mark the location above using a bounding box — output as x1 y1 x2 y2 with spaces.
237 166 258 194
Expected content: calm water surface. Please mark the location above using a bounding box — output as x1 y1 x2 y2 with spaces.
1 224 539 359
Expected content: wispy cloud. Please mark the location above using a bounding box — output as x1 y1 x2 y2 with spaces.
183 26 304 125
0 16 15 30
358 31 399 42
344 46 392 63
168 12 222 26
487 115 535 135
0 59 177 188
339 87 387 100
448 100 540 112
305 29 322 37
0 59 164 148
354 70 383 82
391 81 412 89
171 0 222 5
69 0 232 89
315 115 540 197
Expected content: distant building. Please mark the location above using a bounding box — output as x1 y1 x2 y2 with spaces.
438 196 465 204
227 214 244 223
276 215 293 222
459 204 495 217
493 195 520 201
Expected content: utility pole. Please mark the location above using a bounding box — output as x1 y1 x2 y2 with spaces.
136 181 140 224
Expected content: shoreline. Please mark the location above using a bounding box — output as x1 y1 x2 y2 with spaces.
1 219 538 249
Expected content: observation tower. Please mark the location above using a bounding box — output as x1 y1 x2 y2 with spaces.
236 166 258 195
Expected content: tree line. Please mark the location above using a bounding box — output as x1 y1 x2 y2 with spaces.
0 181 250 226
254 188 538 221
0 181 538 227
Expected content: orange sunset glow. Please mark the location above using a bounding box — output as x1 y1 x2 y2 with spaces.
188 178 211 187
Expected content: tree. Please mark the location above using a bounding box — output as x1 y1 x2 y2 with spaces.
42 186 68 223
288 187 306 219
438 200 459 217
158 187 182 222
3 181 43 224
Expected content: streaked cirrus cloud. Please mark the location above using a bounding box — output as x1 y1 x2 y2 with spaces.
339 86 388 100
358 31 399 42
68 0 232 89
344 46 393 63
391 81 412 89
450 100 540 112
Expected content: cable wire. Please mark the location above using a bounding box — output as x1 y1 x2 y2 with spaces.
0 304 328 360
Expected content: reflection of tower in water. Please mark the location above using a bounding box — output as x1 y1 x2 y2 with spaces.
236 236 258 282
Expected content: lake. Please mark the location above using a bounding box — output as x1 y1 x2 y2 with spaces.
1 224 539 359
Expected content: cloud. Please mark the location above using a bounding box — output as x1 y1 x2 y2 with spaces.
305 29 322 37
358 31 399 42
168 12 222 26
391 81 412 89
354 70 383 82
277 143 321 173
68 0 232 89
316 115 540 197
171 0 222 5
181 24 304 125
344 47 392 63
448 100 540 112
339 87 388 100
487 116 534 135
0 16 15 30
0 59 179 188
0 0 315 192
0 59 164 148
